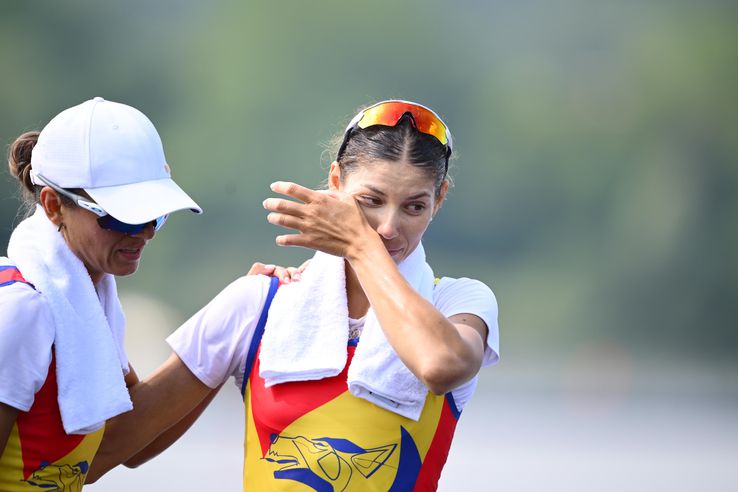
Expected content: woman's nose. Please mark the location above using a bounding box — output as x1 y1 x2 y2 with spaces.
375 211 400 240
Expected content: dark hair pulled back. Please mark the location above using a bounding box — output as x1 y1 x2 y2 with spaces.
8 131 42 205
8 131 78 218
336 115 450 197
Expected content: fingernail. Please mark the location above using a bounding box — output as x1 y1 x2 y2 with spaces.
262 199 268 208
265 264 275 270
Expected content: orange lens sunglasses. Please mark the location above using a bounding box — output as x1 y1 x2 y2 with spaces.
337 100 453 162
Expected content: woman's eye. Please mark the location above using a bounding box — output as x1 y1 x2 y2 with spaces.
359 196 381 206
407 203 427 214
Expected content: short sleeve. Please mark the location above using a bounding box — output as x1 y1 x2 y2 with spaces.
166 275 271 389
433 277 499 366
433 277 500 412
0 284 55 411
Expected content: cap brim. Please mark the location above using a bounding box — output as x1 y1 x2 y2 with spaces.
85 178 202 225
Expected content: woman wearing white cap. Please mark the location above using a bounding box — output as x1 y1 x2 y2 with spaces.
0 97 205 491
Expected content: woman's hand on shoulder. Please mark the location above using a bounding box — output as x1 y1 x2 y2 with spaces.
246 259 310 284
263 181 376 258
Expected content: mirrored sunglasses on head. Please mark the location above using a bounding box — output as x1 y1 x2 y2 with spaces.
337 99 453 164
34 173 168 235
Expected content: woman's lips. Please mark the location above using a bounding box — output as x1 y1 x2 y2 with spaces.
386 247 404 258
118 247 142 261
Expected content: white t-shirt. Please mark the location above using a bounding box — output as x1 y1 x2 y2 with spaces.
167 274 499 411
0 273 55 412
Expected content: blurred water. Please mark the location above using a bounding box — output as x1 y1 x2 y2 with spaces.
90 295 738 491
441 385 738 491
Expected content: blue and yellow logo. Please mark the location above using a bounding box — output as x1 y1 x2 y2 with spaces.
24 460 89 492
262 427 421 491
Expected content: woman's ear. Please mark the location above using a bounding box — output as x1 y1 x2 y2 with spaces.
328 161 341 191
39 187 64 228
432 180 449 217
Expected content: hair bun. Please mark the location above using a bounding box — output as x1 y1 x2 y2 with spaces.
8 131 40 195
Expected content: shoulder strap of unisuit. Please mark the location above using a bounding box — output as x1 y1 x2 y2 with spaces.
0 265 35 289
241 275 280 396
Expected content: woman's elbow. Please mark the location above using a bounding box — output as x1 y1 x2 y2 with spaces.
123 454 151 469
85 468 104 484
423 379 453 396
418 357 475 396
421 373 461 396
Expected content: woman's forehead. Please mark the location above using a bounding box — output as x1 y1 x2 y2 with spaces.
344 159 435 190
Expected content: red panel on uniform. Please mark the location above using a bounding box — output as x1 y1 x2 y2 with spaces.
249 345 357 455
16 353 84 479
413 397 460 490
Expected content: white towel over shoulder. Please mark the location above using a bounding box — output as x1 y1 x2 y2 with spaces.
348 245 435 420
7 207 132 434
259 251 349 385
259 243 435 421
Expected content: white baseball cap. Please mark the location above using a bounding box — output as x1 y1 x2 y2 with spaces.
30 97 202 224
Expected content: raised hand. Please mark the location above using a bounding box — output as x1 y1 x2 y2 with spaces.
263 181 376 259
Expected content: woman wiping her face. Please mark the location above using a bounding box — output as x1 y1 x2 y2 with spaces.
89 100 500 491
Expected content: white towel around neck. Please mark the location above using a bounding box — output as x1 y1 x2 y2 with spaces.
259 243 435 420
6 206 132 434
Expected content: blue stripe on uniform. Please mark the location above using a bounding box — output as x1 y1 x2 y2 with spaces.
241 276 280 396
445 392 462 420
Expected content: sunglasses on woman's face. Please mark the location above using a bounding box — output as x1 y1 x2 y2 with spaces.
337 100 453 163
34 174 167 235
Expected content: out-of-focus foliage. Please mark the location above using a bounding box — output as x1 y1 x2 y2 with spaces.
1 0 736 362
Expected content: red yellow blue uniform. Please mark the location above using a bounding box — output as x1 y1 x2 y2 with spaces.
168 273 499 490
241 277 460 491
0 266 103 491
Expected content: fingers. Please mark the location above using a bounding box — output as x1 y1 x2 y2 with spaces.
266 212 303 231
275 233 316 249
272 266 302 284
246 262 304 283
297 259 311 273
262 197 304 217
271 266 289 283
265 181 356 257
270 181 318 203
286 267 301 281
246 262 276 276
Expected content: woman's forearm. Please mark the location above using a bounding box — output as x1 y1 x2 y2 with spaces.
347 236 487 394
87 353 212 483
123 386 220 468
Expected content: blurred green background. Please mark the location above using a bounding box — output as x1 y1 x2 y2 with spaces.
2 1 736 490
